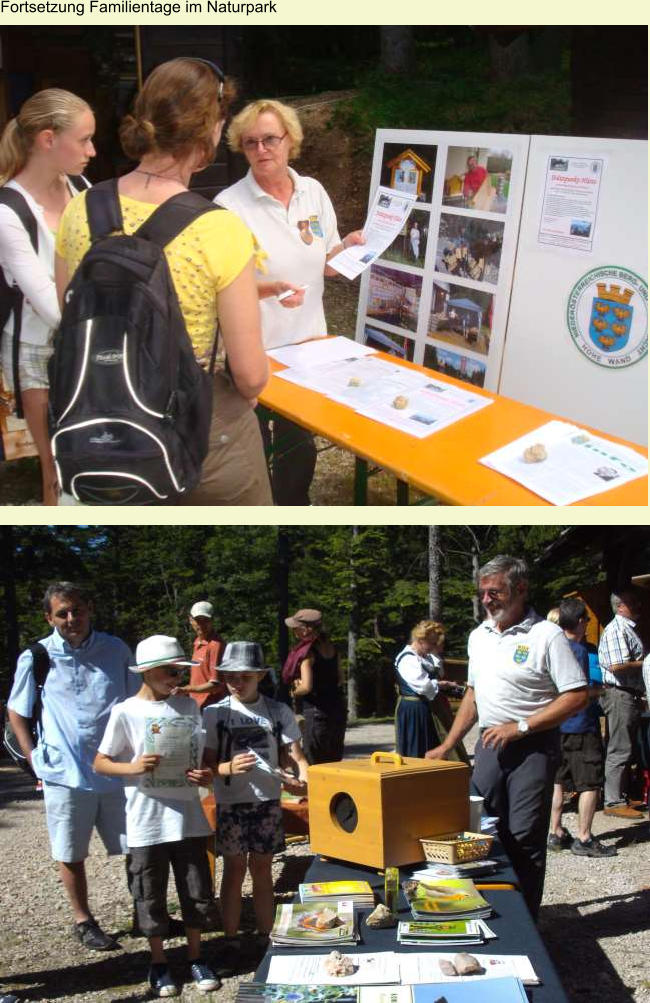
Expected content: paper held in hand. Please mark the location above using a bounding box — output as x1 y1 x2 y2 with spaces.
142 715 200 799
328 185 417 279
479 419 647 504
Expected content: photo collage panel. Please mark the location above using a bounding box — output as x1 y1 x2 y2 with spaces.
356 132 527 392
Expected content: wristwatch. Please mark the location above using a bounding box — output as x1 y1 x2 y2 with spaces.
517 719 530 736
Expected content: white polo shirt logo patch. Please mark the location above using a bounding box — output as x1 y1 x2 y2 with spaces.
513 644 530 665
309 215 323 238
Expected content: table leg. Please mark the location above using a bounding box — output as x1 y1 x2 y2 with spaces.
354 457 368 505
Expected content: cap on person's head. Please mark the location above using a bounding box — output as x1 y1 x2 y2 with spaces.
190 601 214 619
284 608 322 629
219 641 267 674
130 635 199 674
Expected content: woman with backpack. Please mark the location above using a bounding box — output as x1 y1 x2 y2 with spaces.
55 58 272 506
0 88 95 505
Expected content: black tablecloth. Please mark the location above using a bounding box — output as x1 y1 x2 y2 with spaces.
255 850 568 1003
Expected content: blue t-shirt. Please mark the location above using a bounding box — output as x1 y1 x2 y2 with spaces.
560 640 600 734
8 627 136 790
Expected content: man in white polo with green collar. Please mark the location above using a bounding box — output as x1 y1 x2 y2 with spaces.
426 554 588 919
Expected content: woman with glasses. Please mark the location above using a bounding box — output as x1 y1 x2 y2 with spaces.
216 99 364 506
395 620 469 762
55 58 272 505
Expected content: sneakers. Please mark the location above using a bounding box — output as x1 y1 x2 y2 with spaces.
148 964 180 998
571 836 618 858
73 918 119 951
190 961 221 992
603 803 645 819
547 826 573 851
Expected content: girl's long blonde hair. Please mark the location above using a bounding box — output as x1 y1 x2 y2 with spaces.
0 88 91 186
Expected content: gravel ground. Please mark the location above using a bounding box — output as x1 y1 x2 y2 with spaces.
1 722 649 1002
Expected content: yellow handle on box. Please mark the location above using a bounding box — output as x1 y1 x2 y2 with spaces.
370 751 404 766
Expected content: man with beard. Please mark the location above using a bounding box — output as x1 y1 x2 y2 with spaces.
426 555 588 918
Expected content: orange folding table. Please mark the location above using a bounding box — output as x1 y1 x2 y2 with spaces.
258 350 648 505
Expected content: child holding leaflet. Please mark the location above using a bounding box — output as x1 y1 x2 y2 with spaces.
203 641 308 948
94 635 220 999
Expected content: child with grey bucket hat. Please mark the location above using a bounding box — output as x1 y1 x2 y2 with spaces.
202 641 308 946
93 635 220 998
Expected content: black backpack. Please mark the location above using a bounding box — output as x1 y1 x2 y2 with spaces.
48 179 218 505
2 642 50 776
0 177 87 419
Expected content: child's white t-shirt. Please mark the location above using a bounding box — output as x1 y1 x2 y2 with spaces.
203 694 301 805
98 694 212 848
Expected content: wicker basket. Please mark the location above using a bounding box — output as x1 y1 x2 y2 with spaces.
419 831 494 864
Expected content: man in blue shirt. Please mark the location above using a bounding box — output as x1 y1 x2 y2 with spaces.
7 582 135 951
547 598 617 858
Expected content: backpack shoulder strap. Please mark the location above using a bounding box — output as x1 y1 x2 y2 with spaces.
67 174 90 193
29 642 51 689
85 178 123 241
0 188 38 253
135 190 219 249
27 641 51 735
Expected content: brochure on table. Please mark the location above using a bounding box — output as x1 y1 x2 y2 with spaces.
479 419 648 505
274 347 492 439
239 977 529 1003
354 129 529 394
266 951 538 987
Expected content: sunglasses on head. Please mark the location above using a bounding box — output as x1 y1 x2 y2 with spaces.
189 57 225 100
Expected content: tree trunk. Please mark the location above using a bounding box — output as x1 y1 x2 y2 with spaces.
277 527 290 668
347 526 359 722
428 526 442 620
1 526 19 690
380 27 414 75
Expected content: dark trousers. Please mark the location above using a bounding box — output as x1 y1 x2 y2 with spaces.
257 409 317 506
472 730 560 919
303 704 347 765
128 836 214 938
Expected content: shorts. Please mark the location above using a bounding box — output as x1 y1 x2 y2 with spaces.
128 837 215 938
1 334 52 392
555 731 604 792
43 782 127 862
216 799 284 856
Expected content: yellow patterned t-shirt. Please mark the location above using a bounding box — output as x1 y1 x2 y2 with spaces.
56 190 260 356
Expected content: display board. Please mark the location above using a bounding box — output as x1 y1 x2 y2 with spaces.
354 129 530 392
355 130 647 445
500 135 647 445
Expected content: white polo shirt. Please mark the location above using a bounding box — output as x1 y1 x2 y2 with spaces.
216 167 341 349
467 609 586 727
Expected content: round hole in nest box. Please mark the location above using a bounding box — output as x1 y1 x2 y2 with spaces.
330 791 358 833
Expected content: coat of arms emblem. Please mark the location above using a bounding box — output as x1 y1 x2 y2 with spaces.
589 283 634 353
513 644 529 665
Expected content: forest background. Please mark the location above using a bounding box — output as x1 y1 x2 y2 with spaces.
2 523 640 718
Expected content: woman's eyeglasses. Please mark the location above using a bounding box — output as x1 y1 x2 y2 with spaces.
242 132 288 153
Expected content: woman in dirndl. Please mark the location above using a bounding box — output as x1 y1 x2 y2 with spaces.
394 620 469 762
